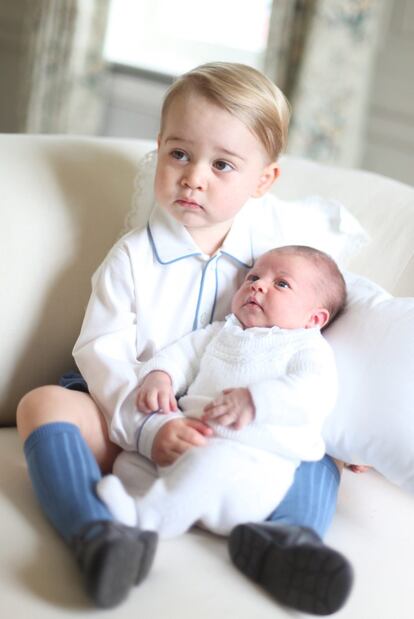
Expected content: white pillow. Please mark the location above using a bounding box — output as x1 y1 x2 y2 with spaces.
253 193 369 268
323 272 414 493
124 152 368 266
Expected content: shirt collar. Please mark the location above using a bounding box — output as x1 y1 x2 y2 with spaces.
147 198 262 267
147 205 202 264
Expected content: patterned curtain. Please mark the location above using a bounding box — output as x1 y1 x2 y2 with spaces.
265 0 388 166
18 0 110 134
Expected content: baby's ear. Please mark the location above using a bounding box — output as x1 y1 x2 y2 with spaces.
252 162 280 197
306 308 330 330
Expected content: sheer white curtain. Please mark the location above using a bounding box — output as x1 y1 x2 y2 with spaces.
265 0 388 166
18 0 110 134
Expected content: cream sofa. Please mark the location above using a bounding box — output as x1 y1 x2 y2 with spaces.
1 133 414 619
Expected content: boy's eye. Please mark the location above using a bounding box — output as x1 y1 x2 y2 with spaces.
246 274 259 282
170 149 189 162
213 160 233 172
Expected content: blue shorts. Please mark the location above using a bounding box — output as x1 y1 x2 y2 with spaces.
59 371 89 393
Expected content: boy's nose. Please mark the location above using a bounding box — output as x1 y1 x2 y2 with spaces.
181 164 207 191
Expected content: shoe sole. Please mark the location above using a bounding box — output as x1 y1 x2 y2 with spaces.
229 524 353 616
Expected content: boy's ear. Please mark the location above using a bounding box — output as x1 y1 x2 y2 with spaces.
156 134 161 148
306 308 330 330
252 162 280 197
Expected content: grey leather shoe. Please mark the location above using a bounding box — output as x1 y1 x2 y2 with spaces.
73 520 158 608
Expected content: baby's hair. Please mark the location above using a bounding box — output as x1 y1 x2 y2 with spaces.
160 62 291 162
267 245 347 326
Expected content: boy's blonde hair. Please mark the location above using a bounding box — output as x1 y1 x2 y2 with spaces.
160 62 291 162
268 245 347 326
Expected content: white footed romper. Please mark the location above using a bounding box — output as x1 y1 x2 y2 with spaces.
98 315 337 538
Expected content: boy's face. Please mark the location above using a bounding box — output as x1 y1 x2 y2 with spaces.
154 92 278 248
231 251 330 330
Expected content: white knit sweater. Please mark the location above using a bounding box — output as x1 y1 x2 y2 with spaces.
139 315 338 462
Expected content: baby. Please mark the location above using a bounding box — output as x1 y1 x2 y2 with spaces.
98 245 346 539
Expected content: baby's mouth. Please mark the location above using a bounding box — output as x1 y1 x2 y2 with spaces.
244 297 263 310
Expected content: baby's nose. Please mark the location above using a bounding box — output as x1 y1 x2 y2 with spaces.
251 278 266 292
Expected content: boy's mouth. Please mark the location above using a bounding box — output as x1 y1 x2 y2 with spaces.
176 198 203 210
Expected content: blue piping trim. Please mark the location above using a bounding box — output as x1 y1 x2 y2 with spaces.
192 256 216 331
147 224 201 265
136 412 157 454
220 250 253 269
209 256 220 324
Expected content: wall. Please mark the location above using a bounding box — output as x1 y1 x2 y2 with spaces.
361 0 414 185
0 3 27 132
102 67 170 141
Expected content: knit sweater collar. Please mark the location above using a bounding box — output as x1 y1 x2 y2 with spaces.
225 313 320 336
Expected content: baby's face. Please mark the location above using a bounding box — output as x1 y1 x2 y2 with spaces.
232 251 329 330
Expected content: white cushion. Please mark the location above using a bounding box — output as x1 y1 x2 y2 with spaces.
324 272 414 492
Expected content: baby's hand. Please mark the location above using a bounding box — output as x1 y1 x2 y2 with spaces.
136 371 177 414
202 388 255 430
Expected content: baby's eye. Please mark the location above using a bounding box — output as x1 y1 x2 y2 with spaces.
170 149 189 162
213 160 233 172
246 274 259 282
275 280 290 289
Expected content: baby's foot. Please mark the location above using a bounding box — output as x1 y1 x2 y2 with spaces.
97 475 137 527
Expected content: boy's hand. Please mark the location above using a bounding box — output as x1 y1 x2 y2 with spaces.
136 370 177 413
346 464 371 474
202 387 255 430
151 418 213 466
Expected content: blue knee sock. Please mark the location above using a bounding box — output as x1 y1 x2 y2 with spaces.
24 422 113 543
267 455 340 539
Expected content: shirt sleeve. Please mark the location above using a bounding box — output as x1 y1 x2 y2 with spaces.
137 322 222 394
247 341 338 460
135 323 221 457
73 243 163 452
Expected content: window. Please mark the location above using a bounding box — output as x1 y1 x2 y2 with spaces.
104 0 272 77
